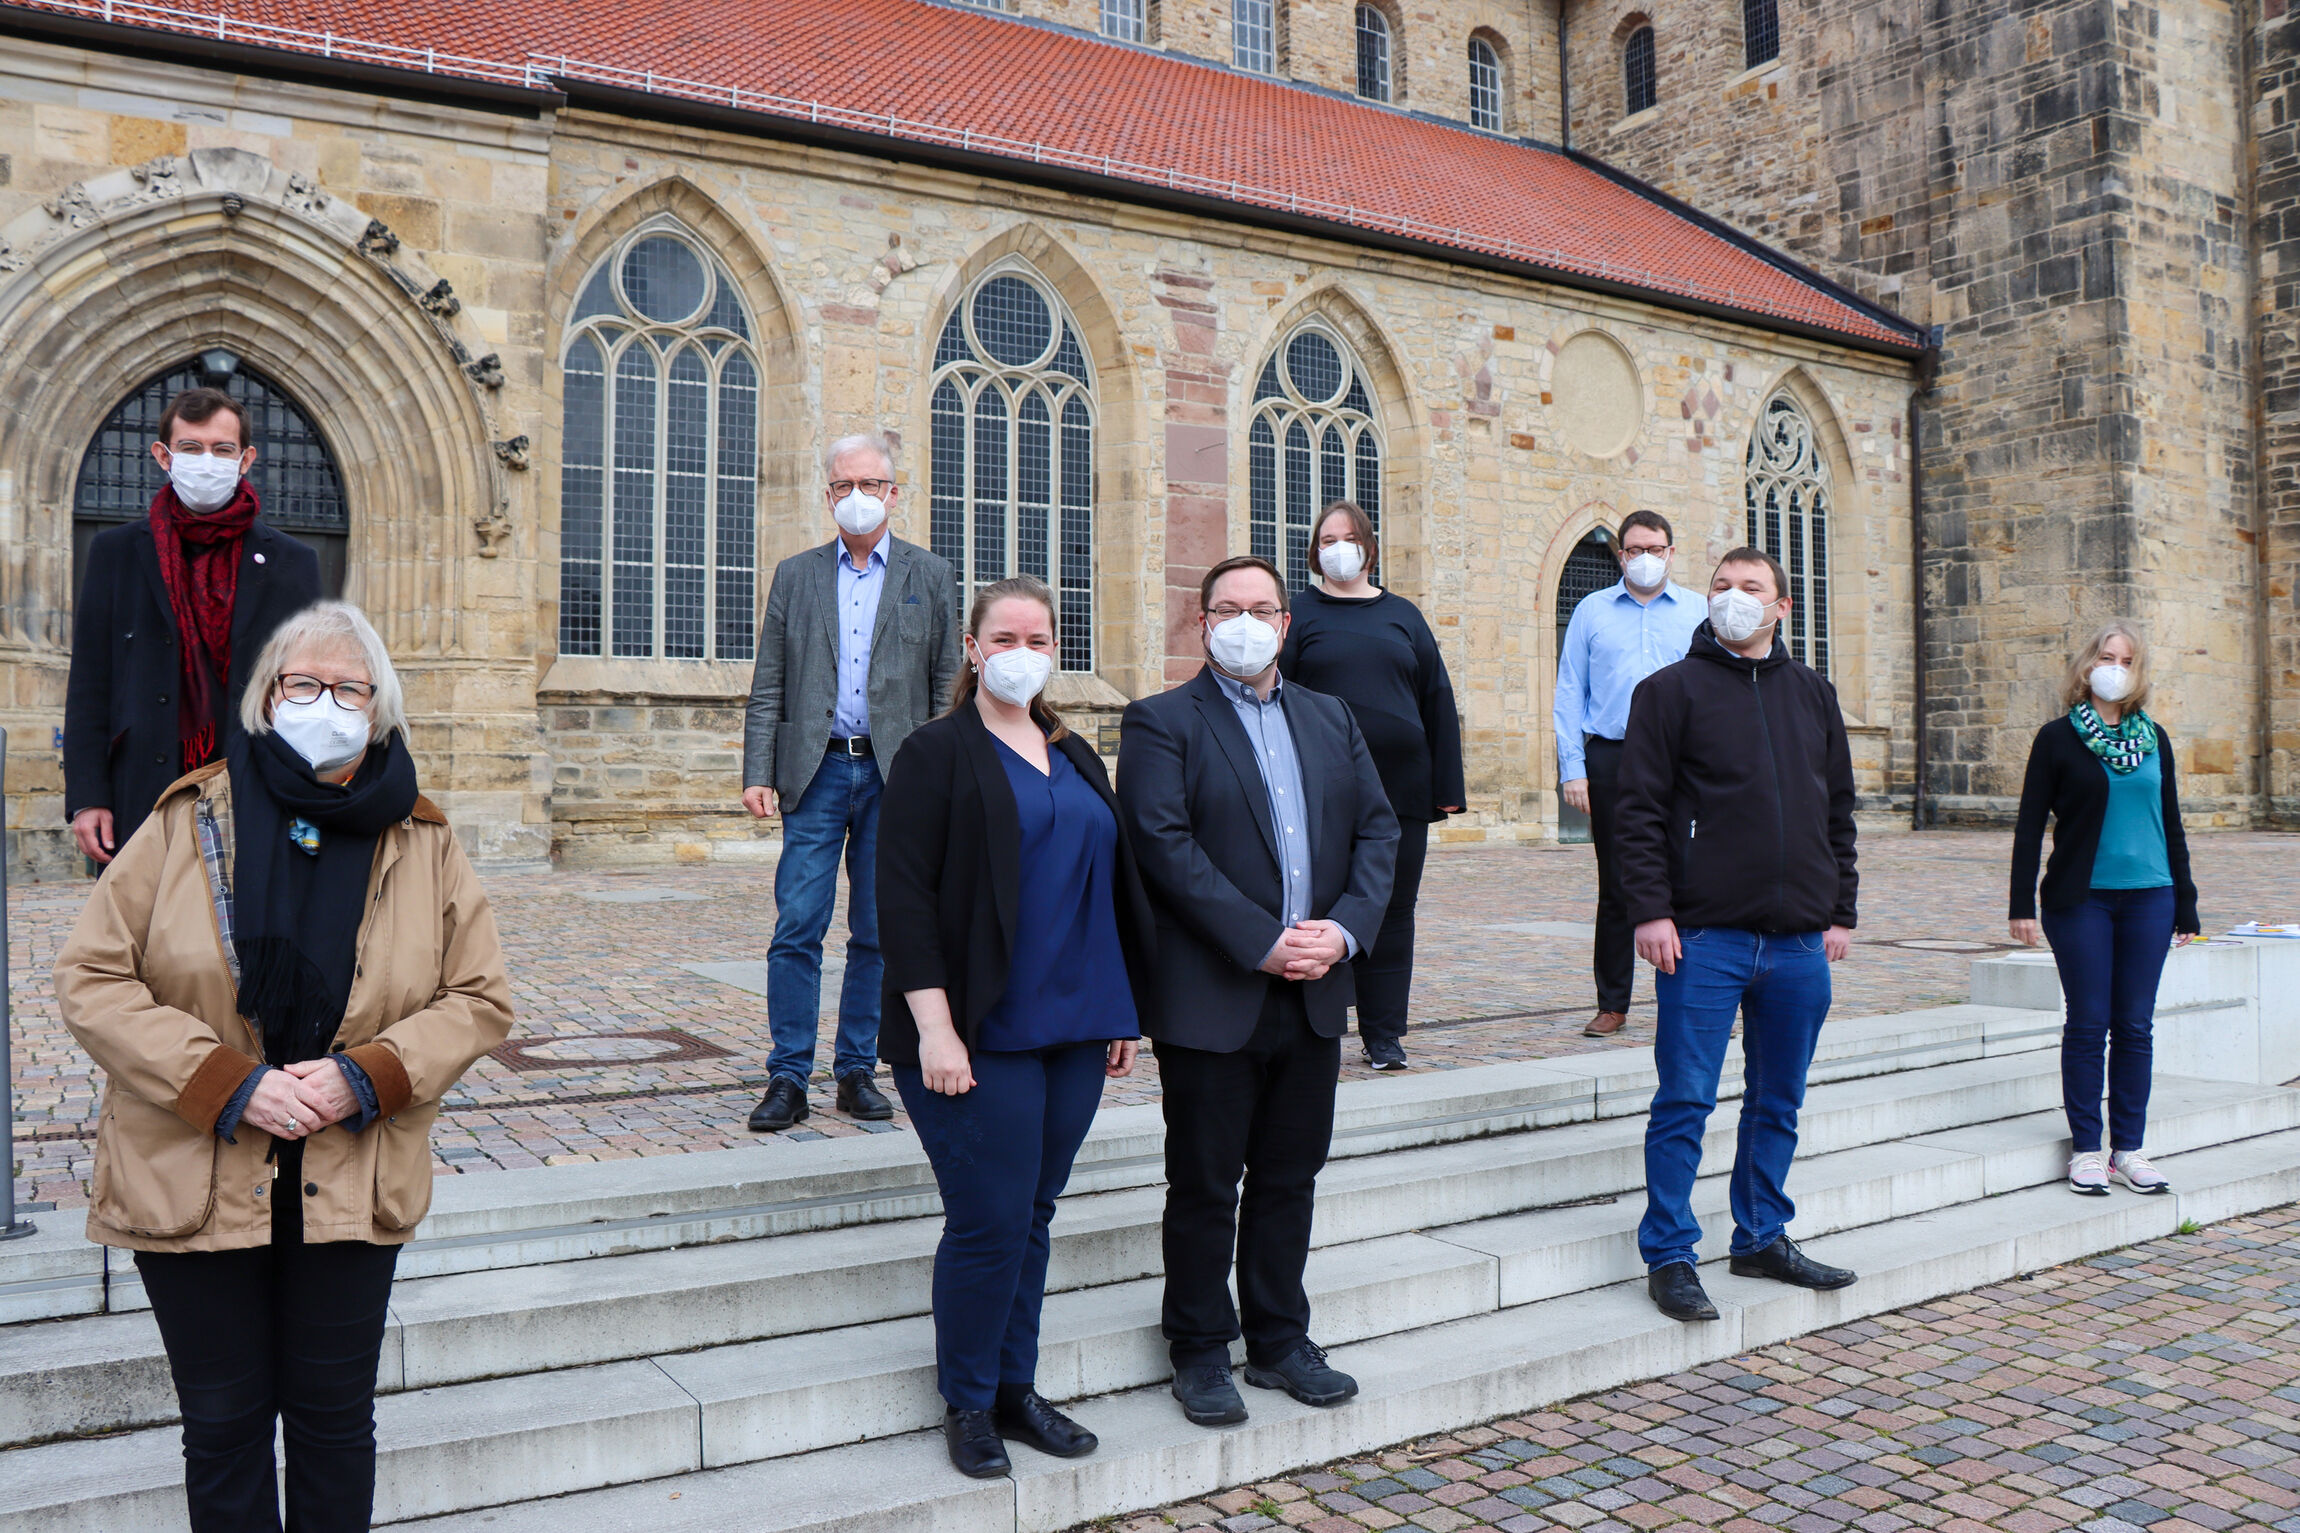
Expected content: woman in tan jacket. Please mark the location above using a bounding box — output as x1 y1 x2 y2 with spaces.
55 600 512 1533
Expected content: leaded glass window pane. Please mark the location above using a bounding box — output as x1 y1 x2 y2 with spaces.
1356 6 1391 101
1247 322 1384 590
1235 0 1275 72
1624 27 1656 115
1743 391 1830 673
1469 38 1503 130
1744 0 1779 68
559 223 762 659
929 266 1099 671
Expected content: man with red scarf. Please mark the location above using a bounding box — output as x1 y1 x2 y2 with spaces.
64 386 321 864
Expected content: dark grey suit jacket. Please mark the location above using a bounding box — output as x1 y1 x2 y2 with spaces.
742 535 961 805
1116 667 1400 1052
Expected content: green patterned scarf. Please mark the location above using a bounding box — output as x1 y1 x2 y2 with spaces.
2070 700 2156 775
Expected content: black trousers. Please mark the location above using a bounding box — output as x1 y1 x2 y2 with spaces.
1155 981 1339 1368
134 1153 400 1533
1584 735 1636 1015
1351 816 1430 1047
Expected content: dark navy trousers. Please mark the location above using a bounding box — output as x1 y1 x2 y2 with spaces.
2042 885 2175 1153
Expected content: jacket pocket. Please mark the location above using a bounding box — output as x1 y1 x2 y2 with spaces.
371 1098 442 1231
92 1091 220 1239
898 603 927 644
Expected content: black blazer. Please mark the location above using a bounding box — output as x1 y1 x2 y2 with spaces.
875 706 1157 1063
1115 668 1400 1053
2009 715 2199 933
63 519 321 850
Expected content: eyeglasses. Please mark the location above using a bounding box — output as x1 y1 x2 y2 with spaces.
828 479 894 498
168 441 244 457
278 674 376 705
1620 543 1671 557
1207 604 1283 622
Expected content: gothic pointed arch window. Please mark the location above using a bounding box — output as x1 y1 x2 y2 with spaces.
74 354 349 597
559 221 759 661
1248 321 1384 592
929 265 1098 670
1743 390 1830 673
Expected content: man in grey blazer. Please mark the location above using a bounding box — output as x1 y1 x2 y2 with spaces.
741 432 961 1131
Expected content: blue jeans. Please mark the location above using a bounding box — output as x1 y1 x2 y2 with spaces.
1639 927 1832 1271
2041 885 2174 1153
892 1043 1108 1410
766 750 883 1085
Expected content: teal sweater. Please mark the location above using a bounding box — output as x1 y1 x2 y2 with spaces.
2091 749 2173 890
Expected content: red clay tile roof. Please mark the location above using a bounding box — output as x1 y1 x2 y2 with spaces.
7 0 1924 353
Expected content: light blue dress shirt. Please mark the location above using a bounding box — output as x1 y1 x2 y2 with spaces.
834 532 889 738
1553 580 1706 780
1211 669 1357 959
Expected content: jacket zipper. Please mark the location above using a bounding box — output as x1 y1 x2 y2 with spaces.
1750 667 1788 928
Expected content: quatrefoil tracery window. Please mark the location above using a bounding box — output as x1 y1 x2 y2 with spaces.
929 267 1097 671
1743 391 1831 674
560 224 759 662
1248 323 1384 592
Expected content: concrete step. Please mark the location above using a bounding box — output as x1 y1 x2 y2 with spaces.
0 1002 2055 1324
391 1126 2300 1533
7 1079 2291 1529
0 1046 2081 1450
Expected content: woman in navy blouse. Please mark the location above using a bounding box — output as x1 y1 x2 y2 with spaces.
876 575 1157 1479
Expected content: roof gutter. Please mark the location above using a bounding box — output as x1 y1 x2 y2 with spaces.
553 76 1930 361
0 2 563 116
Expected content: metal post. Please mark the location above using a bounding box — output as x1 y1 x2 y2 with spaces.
1 727 34 1239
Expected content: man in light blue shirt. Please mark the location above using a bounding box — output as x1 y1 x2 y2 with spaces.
1553 510 1705 1037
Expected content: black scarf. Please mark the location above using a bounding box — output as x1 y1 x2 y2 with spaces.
228 729 419 1065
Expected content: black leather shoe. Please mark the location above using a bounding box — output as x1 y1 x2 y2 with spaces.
837 1072 894 1120
943 1407 1010 1478
1170 1363 1249 1426
1729 1235 1857 1290
1648 1262 1720 1321
994 1387 1097 1458
1241 1340 1358 1406
745 1077 808 1132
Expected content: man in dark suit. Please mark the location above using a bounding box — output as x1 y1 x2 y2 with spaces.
1117 554 1400 1428
64 386 321 865
740 431 961 1132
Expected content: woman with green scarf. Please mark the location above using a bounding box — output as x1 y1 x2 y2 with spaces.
2008 620 2199 1198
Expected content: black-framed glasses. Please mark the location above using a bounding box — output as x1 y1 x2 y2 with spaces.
828 478 894 498
1207 604 1283 622
278 674 376 705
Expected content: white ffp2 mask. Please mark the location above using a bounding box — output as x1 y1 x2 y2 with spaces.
271 693 370 773
1708 588 1774 644
1319 541 1366 584
2088 664 2134 704
1624 552 1668 590
1206 613 1281 677
167 449 244 513
833 489 887 537
978 645 1054 705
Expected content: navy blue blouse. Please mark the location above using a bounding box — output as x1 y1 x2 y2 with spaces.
975 734 1140 1052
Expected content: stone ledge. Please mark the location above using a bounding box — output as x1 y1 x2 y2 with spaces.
538 658 756 701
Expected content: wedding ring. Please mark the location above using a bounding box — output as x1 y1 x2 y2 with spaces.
284 1115 300 1134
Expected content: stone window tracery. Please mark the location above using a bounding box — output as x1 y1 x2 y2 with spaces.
560 222 759 662
929 265 1098 671
1623 25 1657 116
1248 322 1384 592
1356 5 1393 101
1743 390 1830 674
1468 36 1505 131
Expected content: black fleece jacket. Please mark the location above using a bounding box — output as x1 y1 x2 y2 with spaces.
1613 623 1859 934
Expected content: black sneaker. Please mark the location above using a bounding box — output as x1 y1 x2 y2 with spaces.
1364 1038 1409 1072
1241 1340 1358 1406
1170 1363 1248 1426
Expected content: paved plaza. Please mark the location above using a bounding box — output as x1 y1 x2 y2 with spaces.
1096 1203 2300 1533
7 829 2297 1208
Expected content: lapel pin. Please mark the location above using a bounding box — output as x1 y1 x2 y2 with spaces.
253 552 266 564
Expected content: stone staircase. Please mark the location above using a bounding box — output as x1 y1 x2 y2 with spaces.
4 996 2298 1532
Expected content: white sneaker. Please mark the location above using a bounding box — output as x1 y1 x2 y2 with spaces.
2111 1150 2171 1195
2068 1150 2110 1196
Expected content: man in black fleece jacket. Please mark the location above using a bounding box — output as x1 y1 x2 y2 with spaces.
1613 547 1860 1322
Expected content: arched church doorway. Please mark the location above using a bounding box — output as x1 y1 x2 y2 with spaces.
1553 526 1619 845
73 352 349 600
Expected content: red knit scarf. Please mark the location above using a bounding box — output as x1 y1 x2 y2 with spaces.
148 480 261 772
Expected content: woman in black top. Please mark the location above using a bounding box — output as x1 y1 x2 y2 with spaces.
1278 501 1465 1070
876 575 1157 1479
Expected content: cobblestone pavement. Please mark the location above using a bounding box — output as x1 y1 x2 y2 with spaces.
8 831 2297 1207
1093 1202 2300 1533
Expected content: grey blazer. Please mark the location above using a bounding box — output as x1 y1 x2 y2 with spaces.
742 535 962 805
